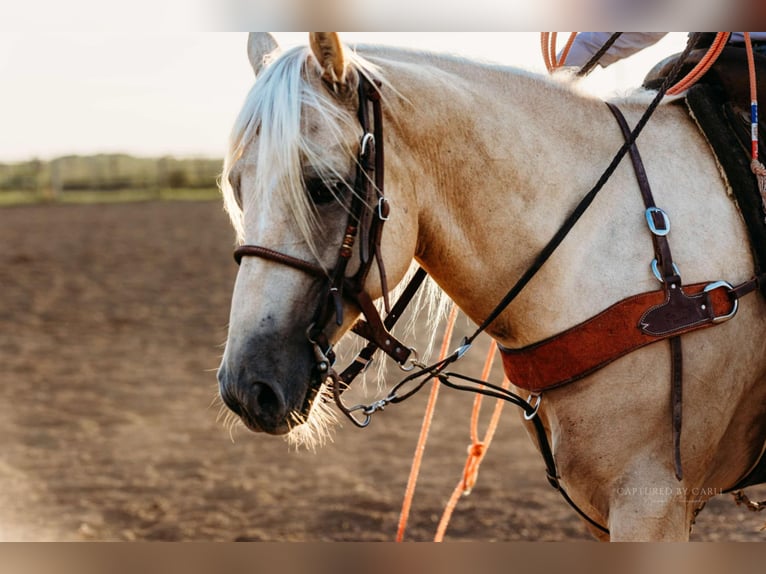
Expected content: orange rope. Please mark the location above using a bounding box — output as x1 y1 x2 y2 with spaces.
666 32 730 95
541 33 552 73
541 32 577 73
434 344 510 542
558 33 577 70
548 32 559 71
395 303 458 542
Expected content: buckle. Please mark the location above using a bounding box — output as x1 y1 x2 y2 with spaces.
645 207 670 237
377 196 390 221
703 281 738 323
650 259 681 283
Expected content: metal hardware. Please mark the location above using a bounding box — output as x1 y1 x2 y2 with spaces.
377 196 390 221
703 281 738 323
453 339 472 360
363 397 391 416
651 259 681 283
524 393 543 421
399 348 424 372
645 207 670 236
360 133 375 156
344 403 373 428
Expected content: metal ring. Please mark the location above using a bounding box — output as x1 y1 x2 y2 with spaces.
398 348 424 372
524 393 543 421
377 196 390 221
703 280 739 323
344 404 372 428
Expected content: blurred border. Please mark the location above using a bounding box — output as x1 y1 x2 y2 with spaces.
3 543 766 574
1 0 764 31
3 0 766 568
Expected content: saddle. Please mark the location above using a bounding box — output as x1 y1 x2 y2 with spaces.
646 46 766 489
644 46 766 300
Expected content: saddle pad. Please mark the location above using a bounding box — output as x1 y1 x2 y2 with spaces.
684 83 766 300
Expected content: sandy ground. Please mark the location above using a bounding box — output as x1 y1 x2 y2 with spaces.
0 199 765 541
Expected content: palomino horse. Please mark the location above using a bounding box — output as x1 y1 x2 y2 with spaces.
217 32 766 541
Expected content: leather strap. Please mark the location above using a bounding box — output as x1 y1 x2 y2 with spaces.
608 102 685 479
498 280 743 393
340 267 428 385
670 336 684 480
234 244 325 277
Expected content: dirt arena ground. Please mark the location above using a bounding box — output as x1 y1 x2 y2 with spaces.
1 199 765 541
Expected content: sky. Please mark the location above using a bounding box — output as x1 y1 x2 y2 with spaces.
0 32 687 163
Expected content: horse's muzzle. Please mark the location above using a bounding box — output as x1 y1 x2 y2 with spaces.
217 367 292 435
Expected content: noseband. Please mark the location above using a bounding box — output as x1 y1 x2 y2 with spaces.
233 74 421 408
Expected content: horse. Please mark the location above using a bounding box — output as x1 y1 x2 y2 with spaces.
216 32 766 541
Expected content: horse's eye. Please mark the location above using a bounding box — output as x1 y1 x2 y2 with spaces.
305 178 340 205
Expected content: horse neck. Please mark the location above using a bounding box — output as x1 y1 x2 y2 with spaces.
375 53 627 340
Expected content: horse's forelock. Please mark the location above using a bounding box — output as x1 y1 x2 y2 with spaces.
220 46 382 256
221 47 309 244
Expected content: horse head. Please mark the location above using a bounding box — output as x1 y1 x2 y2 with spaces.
217 33 417 441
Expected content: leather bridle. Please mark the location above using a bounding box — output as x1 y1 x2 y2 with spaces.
233 74 421 414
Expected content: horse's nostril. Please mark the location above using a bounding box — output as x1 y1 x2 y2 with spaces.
251 382 282 416
238 380 288 433
219 360 292 433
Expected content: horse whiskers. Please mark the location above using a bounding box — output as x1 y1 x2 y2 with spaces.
285 384 338 451
211 393 245 442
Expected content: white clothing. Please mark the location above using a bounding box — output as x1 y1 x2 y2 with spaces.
563 32 766 69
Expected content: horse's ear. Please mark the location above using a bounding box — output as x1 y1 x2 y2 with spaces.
309 33 349 91
248 33 280 77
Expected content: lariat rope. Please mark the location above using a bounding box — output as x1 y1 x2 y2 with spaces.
395 303 458 542
666 32 730 95
744 32 766 217
395 306 511 542
542 32 731 95
434 343 509 542
541 32 577 73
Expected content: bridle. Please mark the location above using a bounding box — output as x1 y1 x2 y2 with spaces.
233 73 424 415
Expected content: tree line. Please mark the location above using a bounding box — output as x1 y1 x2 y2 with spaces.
0 154 223 195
